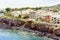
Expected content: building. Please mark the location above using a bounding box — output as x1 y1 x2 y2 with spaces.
29 11 37 19
21 9 33 14
11 11 21 17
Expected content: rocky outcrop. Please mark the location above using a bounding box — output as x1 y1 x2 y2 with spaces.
53 28 60 36
0 18 26 27
0 18 60 40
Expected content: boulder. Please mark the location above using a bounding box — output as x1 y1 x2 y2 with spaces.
53 28 60 36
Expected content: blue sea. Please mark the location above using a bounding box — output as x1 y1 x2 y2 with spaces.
0 29 53 40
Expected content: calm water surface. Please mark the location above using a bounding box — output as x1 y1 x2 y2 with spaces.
0 29 53 40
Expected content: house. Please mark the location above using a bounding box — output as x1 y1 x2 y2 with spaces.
36 10 60 23
29 11 37 19
21 9 33 14
11 11 21 17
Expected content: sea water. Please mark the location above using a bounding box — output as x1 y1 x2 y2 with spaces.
0 29 53 40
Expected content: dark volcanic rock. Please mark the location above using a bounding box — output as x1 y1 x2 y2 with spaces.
0 18 26 27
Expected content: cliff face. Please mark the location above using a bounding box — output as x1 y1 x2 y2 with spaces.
0 18 25 27
0 18 60 37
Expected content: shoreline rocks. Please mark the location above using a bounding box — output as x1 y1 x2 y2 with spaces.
0 18 60 40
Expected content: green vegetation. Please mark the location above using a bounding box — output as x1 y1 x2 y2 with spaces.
24 20 34 28
4 7 42 11
2 8 13 19
2 12 14 19
23 14 29 19
18 15 21 18
5 8 11 12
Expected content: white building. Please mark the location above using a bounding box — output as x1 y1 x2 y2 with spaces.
29 11 37 19
21 9 33 14
35 9 60 24
37 10 60 17
11 11 21 17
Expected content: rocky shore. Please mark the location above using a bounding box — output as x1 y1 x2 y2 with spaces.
0 18 60 40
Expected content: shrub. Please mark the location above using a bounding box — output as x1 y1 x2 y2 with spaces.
23 14 29 19
5 8 11 12
24 20 33 28
19 20 26 26
18 15 21 18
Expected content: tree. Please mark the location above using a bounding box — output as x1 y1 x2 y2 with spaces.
39 7 41 9
25 7 30 9
18 15 21 18
35 7 38 10
5 8 11 12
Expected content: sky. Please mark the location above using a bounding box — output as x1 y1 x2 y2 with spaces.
0 0 60 9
